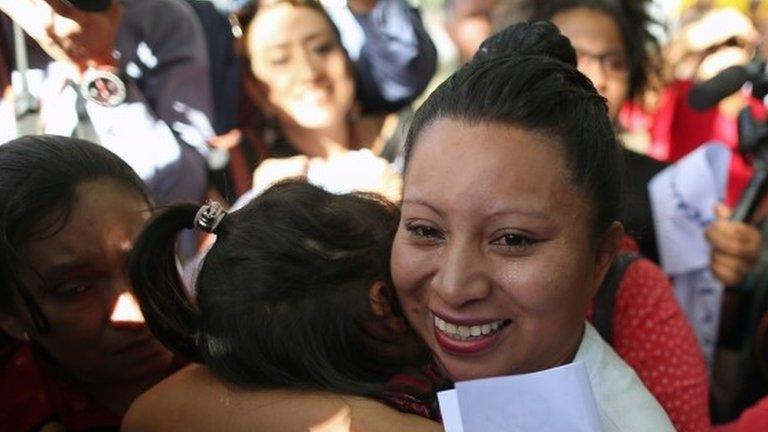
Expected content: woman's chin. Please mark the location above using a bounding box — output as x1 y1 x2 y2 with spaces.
436 351 515 383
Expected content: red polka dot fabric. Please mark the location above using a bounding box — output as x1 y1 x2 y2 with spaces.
588 258 710 432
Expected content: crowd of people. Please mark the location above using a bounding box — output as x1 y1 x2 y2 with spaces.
3 0 768 431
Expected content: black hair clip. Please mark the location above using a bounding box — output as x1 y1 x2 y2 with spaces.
194 201 227 234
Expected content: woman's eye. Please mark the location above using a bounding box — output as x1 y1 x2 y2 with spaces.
313 42 335 55
604 54 629 74
267 50 290 66
405 223 443 241
54 284 90 298
269 56 289 66
490 233 537 252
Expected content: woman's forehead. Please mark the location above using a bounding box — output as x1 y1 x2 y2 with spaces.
21 182 148 267
402 119 587 220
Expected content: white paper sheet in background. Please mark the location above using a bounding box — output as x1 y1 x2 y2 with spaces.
438 361 603 432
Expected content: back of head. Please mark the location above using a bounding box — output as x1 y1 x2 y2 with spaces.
130 179 421 397
0 135 147 332
404 21 623 237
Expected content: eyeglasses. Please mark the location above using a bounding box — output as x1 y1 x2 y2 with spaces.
574 48 630 78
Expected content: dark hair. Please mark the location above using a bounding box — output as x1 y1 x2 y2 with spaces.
235 0 342 49
130 179 423 396
497 0 661 99
404 21 623 237
0 135 148 333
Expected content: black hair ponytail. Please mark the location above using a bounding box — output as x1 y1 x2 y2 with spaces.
128 180 426 397
129 204 203 362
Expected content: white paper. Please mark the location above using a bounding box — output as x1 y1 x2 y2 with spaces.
437 390 464 432
438 361 603 432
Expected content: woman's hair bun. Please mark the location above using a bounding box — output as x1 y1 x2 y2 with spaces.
474 21 577 67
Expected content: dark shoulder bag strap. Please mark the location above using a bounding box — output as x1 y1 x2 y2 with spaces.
593 253 640 345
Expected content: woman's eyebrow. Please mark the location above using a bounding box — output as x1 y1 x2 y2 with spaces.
402 199 552 221
401 199 445 218
486 207 552 221
39 260 89 281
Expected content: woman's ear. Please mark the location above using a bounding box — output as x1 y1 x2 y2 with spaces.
592 221 625 297
368 281 409 334
0 313 31 342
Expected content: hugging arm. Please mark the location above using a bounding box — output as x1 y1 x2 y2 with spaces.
122 364 443 432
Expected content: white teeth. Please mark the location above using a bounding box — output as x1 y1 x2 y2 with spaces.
434 316 508 341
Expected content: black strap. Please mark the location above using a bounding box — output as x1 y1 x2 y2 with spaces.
593 253 640 345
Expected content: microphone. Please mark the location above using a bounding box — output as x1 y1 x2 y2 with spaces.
688 65 752 111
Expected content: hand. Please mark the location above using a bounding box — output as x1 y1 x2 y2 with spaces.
682 8 758 54
666 8 757 80
209 129 242 150
706 203 763 286
0 0 122 70
306 151 402 202
252 155 310 191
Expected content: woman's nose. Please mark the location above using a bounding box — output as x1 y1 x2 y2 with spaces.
109 291 145 324
295 48 322 81
580 57 608 93
431 242 491 308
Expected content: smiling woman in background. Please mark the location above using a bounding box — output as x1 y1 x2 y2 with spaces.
227 0 433 199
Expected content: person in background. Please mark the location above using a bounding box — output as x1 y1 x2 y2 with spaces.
0 135 178 431
0 0 214 206
443 0 496 64
503 0 667 264
230 0 411 201
657 7 758 203
224 0 436 198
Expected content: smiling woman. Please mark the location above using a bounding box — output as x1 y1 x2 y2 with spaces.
227 0 408 200
245 0 355 145
388 20 675 431
393 122 602 380
0 135 177 431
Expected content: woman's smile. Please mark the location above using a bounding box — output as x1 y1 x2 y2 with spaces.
392 119 601 381
433 313 513 355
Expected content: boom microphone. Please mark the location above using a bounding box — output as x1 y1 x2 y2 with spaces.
688 65 751 111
